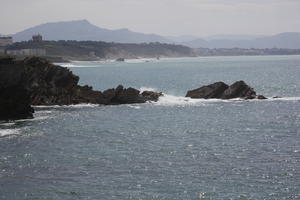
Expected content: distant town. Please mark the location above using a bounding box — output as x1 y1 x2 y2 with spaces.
0 34 46 57
1 34 300 62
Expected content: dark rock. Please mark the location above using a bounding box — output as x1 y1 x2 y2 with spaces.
141 91 163 101
0 56 16 65
257 95 267 100
0 60 34 120
186 80 267 100
221 81 256 99
0 56 164 120
0 85 34 121
111 87 143 104
116 58 125 62
102 87 163 105
73 85 105 104
186 82 229 99
102 88 117 101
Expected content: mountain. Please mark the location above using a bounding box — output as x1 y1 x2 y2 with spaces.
203 34 264 41
165 35 200 43
12 20 171 43
182 32 300 49
8 20 300 49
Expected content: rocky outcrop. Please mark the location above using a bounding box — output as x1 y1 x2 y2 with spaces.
102 85 163 105
0 56 163 120
0 58 34 120
0 85 34 121
115 58 125 62
186 81 267 100
141 90 163 101
186 82 228 99
221 81 257 99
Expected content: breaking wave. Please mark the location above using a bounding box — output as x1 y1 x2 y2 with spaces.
154 95 300 106
0 128 21 137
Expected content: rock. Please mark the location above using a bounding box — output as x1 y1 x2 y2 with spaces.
141 91 163 101
73 85 105 104
0 56 15 64
186 80 267 100
0 56 164 120
0 85 34 121
221 81 256 99
116 58 125 62
0 59 34 120
102 86 163 105
186 82 229 99
257 95 267 100
112 87 143 104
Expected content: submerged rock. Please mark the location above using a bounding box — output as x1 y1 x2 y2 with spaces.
186 81 267 100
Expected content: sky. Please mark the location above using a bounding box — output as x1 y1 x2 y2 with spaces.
1 0 300 36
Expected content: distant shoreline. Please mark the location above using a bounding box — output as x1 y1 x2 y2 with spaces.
2 40 300 63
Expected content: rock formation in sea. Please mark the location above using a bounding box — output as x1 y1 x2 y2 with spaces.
186 81 267 100
0 56 162 120
0 57 34 120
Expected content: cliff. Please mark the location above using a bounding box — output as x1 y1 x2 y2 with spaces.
0 57 162 120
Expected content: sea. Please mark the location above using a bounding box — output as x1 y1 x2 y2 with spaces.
0 55 299 200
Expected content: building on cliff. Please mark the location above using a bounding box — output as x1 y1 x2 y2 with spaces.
32 34 43 42
0 36 13 54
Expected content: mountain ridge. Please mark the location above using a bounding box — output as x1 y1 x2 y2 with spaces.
4 20 300 49
12 20 172 44
182 32 300 49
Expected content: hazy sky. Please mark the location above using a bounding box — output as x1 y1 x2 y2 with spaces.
1 0 300 36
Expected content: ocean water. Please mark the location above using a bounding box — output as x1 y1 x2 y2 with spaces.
0 55 300 200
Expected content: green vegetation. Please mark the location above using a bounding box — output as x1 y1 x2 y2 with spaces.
7 40 195 60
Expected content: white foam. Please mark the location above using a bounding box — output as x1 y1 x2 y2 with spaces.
139 87 159 93
0 129 20 137
34 103 98 108
154 94 208 106
125 58 157 63
127 105 141 109
60 63 102 68
0 122 16 126
153 95 300 106
266 97 300 101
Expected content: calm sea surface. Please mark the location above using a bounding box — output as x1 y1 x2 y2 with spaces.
0 56 300 200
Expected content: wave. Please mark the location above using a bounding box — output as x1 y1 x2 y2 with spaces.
264 97 300 101
34 103 99 109
58 63 102 68
139 87 159 93
124 58 157 63
0 128 21 137
153 95 300 106
139 87 300 106
154 94 230 106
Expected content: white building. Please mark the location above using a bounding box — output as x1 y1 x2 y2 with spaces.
0 37 13 47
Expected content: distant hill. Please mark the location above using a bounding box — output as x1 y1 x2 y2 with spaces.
182 32 300 49
165 35 200 43
203 34 264 41
12 20 171 43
